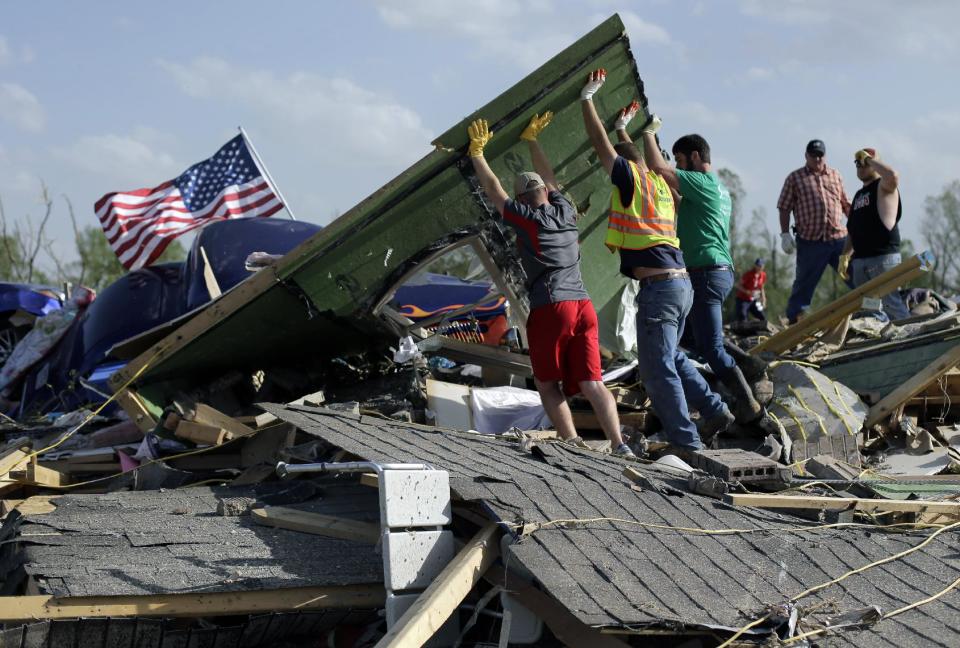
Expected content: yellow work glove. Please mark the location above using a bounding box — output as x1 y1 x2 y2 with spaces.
520 111 553 142
467 119 493 157
854 148 875 167
838 253 851 281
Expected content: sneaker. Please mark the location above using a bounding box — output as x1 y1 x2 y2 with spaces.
613 443 636 458
564 435 591 449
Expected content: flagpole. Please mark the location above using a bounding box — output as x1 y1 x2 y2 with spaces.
238 126 297 221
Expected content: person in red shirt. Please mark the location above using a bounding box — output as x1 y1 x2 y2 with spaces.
734 258 767 322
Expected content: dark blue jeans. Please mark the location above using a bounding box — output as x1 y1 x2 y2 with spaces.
635 275 726 450
786 237 849 322
689 268 738 376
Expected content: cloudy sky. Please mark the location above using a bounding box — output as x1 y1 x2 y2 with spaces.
2 0 958 267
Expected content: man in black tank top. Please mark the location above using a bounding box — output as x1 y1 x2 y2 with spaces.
841 148 909 320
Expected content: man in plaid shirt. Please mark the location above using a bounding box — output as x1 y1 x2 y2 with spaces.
778 139 852 323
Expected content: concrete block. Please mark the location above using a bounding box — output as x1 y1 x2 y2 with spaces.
379 469 451 528
383 529 455 591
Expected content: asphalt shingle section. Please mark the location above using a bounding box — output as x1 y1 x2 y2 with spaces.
263 404 960 647
3 482 382 597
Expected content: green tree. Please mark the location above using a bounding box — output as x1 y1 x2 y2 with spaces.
922 180 960 293
67 225 187 292
717 168 745 249
0 186 54 284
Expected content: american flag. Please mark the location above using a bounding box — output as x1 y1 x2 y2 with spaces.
95 135 284 270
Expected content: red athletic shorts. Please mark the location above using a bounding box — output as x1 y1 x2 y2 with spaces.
527 299 602 396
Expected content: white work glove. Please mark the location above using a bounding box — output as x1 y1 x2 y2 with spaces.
580 68 606 101
614 100 640 130
780 231 796 255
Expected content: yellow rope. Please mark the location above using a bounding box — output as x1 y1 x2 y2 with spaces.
810 378 854 436
787 385 830 438
771 397 808 442
25 348 166 462
719 521 960 646
781 576 960 644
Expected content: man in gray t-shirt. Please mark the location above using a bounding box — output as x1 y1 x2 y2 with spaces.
466 114 633 457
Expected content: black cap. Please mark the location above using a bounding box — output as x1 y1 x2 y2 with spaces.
755 258 765 267
806 139 826 156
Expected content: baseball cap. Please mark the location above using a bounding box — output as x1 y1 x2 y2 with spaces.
755 258 765 267
806 139 826 156
514 171 546 196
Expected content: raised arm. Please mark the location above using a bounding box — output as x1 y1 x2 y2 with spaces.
856 149 900 230
520 112 558 191
614 100 640 144
467 119 508 215
580 69 617 175
639 116 678 191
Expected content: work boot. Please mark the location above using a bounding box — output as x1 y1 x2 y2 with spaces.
718 366 763 424
699 407 735 445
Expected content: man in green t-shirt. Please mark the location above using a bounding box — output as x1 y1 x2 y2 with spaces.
629 115 761 423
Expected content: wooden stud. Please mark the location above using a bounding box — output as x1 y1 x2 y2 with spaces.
10 461 69 488
726 493 960 516
251 506 380 543
0 584 385 622
188 404 255 438
374 522 501 647
865 342 960 428
113 388 158 432
174 420 232 446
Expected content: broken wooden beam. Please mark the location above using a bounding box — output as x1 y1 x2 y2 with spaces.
251 506 380 543
174 420 233 446
865 342 960 428
0 584 385 622
374 522 500 647
725 492 960 516
187 403 255 438
418 335 532 376
750 251 932 356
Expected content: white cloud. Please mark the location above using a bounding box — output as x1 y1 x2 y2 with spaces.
618 11 671 45
915 110 960 130
0 36 9 66
53 129 179 188
374 0 577 70
664 100 740 129
737 0 832 24
158 56 433 168
0 83 45 132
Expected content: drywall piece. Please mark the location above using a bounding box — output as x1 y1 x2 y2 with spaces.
426 379 473 431
379 470 451 528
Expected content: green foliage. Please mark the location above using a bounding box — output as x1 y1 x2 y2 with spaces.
67 226 187 292
922 180 960 293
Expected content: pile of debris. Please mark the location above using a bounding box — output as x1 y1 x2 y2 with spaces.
0 13 958 648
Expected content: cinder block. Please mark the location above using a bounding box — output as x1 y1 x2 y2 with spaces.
385 592 460 647
383 529 455 591
690 449 791 486
379 469 451 528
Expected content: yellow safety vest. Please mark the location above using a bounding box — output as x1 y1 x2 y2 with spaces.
605 160 679 253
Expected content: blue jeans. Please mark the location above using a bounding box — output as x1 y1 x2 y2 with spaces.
635 276 726 450
786 237 850 322
734 298 766 322
689 269 738 375
851 253 910 321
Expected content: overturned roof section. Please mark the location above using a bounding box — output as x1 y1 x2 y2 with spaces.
264 404 960 646
110 14 645 415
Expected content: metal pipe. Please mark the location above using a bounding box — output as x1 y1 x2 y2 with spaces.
275 460 430 479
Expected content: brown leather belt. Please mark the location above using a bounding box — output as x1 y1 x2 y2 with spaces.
635 270 689 287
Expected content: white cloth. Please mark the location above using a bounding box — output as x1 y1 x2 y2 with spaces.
470 386 551 434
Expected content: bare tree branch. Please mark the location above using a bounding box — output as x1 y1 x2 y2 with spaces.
63 194 85 287
24 181 54 283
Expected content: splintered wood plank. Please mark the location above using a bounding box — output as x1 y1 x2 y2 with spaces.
175 420 232 446
187 404 255 438
0 585 386 621
374 522 500 647
251 506 380 543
